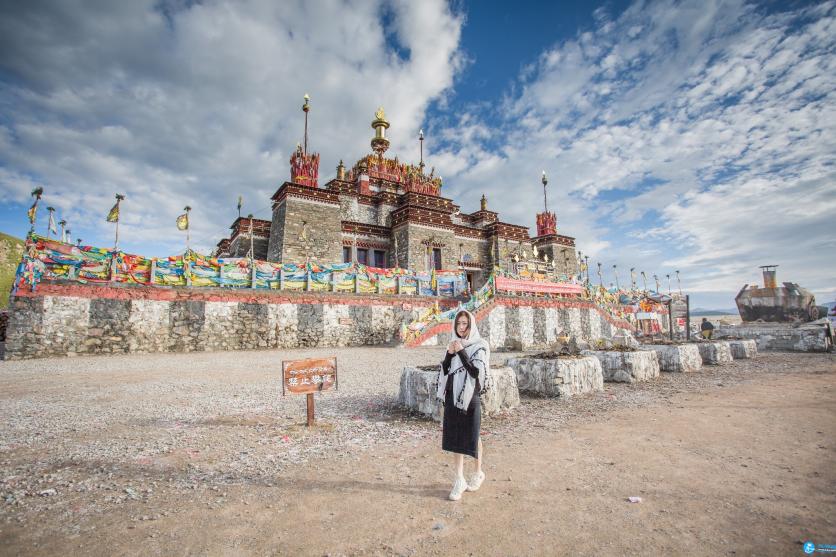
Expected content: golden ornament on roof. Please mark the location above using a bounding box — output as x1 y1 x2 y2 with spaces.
375 107 385 120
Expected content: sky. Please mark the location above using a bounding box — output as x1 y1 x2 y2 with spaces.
0 0 834 309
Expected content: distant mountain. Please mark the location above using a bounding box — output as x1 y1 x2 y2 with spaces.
0 232 25 309
691 308 738 316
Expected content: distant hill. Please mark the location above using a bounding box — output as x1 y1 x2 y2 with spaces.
691 308 738 316
0 232 25 309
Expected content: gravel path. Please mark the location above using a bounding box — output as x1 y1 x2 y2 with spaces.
1 347 833 527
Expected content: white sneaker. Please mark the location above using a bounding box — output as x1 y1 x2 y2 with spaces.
449 476 467 501
466 471 485 492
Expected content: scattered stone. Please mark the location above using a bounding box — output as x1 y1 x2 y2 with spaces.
640 344 702 373
582 350 660 383
398 365 520 421
508 355 603 398
728 339 758 360
696 341 733 365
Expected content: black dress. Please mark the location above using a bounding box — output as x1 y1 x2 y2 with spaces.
441 349 481 458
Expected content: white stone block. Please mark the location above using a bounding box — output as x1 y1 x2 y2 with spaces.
728 339 758 359
398 366 520 422
640 344 702 372
696 341 733 365
583 350 660 382
507 355 603 398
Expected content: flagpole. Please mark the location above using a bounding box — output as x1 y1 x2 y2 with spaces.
113 194 125 251
248 213 254 259
59 220 66 243
46 207 55 240
184 206 192 253
28 187 43 237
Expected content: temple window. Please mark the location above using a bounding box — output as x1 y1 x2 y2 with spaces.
433 248 442 271
342 246 351 263
357 248 369 265
373 250 386 268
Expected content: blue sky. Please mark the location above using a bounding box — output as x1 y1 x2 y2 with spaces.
1 0 834 309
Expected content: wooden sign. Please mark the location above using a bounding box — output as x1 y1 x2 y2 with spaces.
281 357 338 426
282 357 338 395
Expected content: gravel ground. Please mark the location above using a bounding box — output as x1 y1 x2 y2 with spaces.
1 347 833 529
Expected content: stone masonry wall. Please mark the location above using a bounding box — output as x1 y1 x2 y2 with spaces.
427 298 634 351
715 324 831 353
266 201 287 262
404 224 458 272
278 197 343 265
4 282 457 360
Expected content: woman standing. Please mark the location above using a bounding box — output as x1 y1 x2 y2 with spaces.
437 309 490 501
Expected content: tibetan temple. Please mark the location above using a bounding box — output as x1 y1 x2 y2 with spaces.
214 106 579 291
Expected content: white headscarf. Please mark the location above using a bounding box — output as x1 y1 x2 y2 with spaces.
436 309 491 411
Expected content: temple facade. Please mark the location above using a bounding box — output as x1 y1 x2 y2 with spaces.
214 107 578 291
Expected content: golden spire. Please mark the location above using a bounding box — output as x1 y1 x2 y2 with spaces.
371 107 390 156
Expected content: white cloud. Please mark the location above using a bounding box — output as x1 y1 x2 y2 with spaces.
433 0 836 306
0 0 463 253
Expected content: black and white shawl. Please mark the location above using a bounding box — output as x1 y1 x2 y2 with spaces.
436 309 491 411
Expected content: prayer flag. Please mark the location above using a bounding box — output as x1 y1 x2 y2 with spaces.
48 212 57 234
176 213 189 231
106 202 119 223
27 202 37 224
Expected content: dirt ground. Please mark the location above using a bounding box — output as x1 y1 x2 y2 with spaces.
1 350 834 556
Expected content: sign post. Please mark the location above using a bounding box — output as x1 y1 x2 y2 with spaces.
281 357 338 426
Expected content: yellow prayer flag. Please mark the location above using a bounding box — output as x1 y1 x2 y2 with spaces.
106 202 119 223
176 213 189 231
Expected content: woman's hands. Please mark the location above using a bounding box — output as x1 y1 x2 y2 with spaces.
447 340 464 354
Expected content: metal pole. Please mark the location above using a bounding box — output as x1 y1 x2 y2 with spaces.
248 214 254 259
113 194 125 251
613 264 619 290
685 294 691 341
302 94 310 155
541 171 548 213
676 270 682 296
46 207 55 240
419 129 424 169
668 299 674 341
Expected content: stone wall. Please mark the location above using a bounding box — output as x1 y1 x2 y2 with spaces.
507 355 604 398
583 350 660 382
392 226 410 269
228 234 269 260
398 366 520 422
268 197 343 264
403 223 458 272
266 201 287 262
729 339 757 359
426 298 634 351
715 323 832 353
640 344 702 372
3 282 456 360
696 341 733 365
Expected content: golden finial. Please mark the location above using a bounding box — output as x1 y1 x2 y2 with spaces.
371 106 390 156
